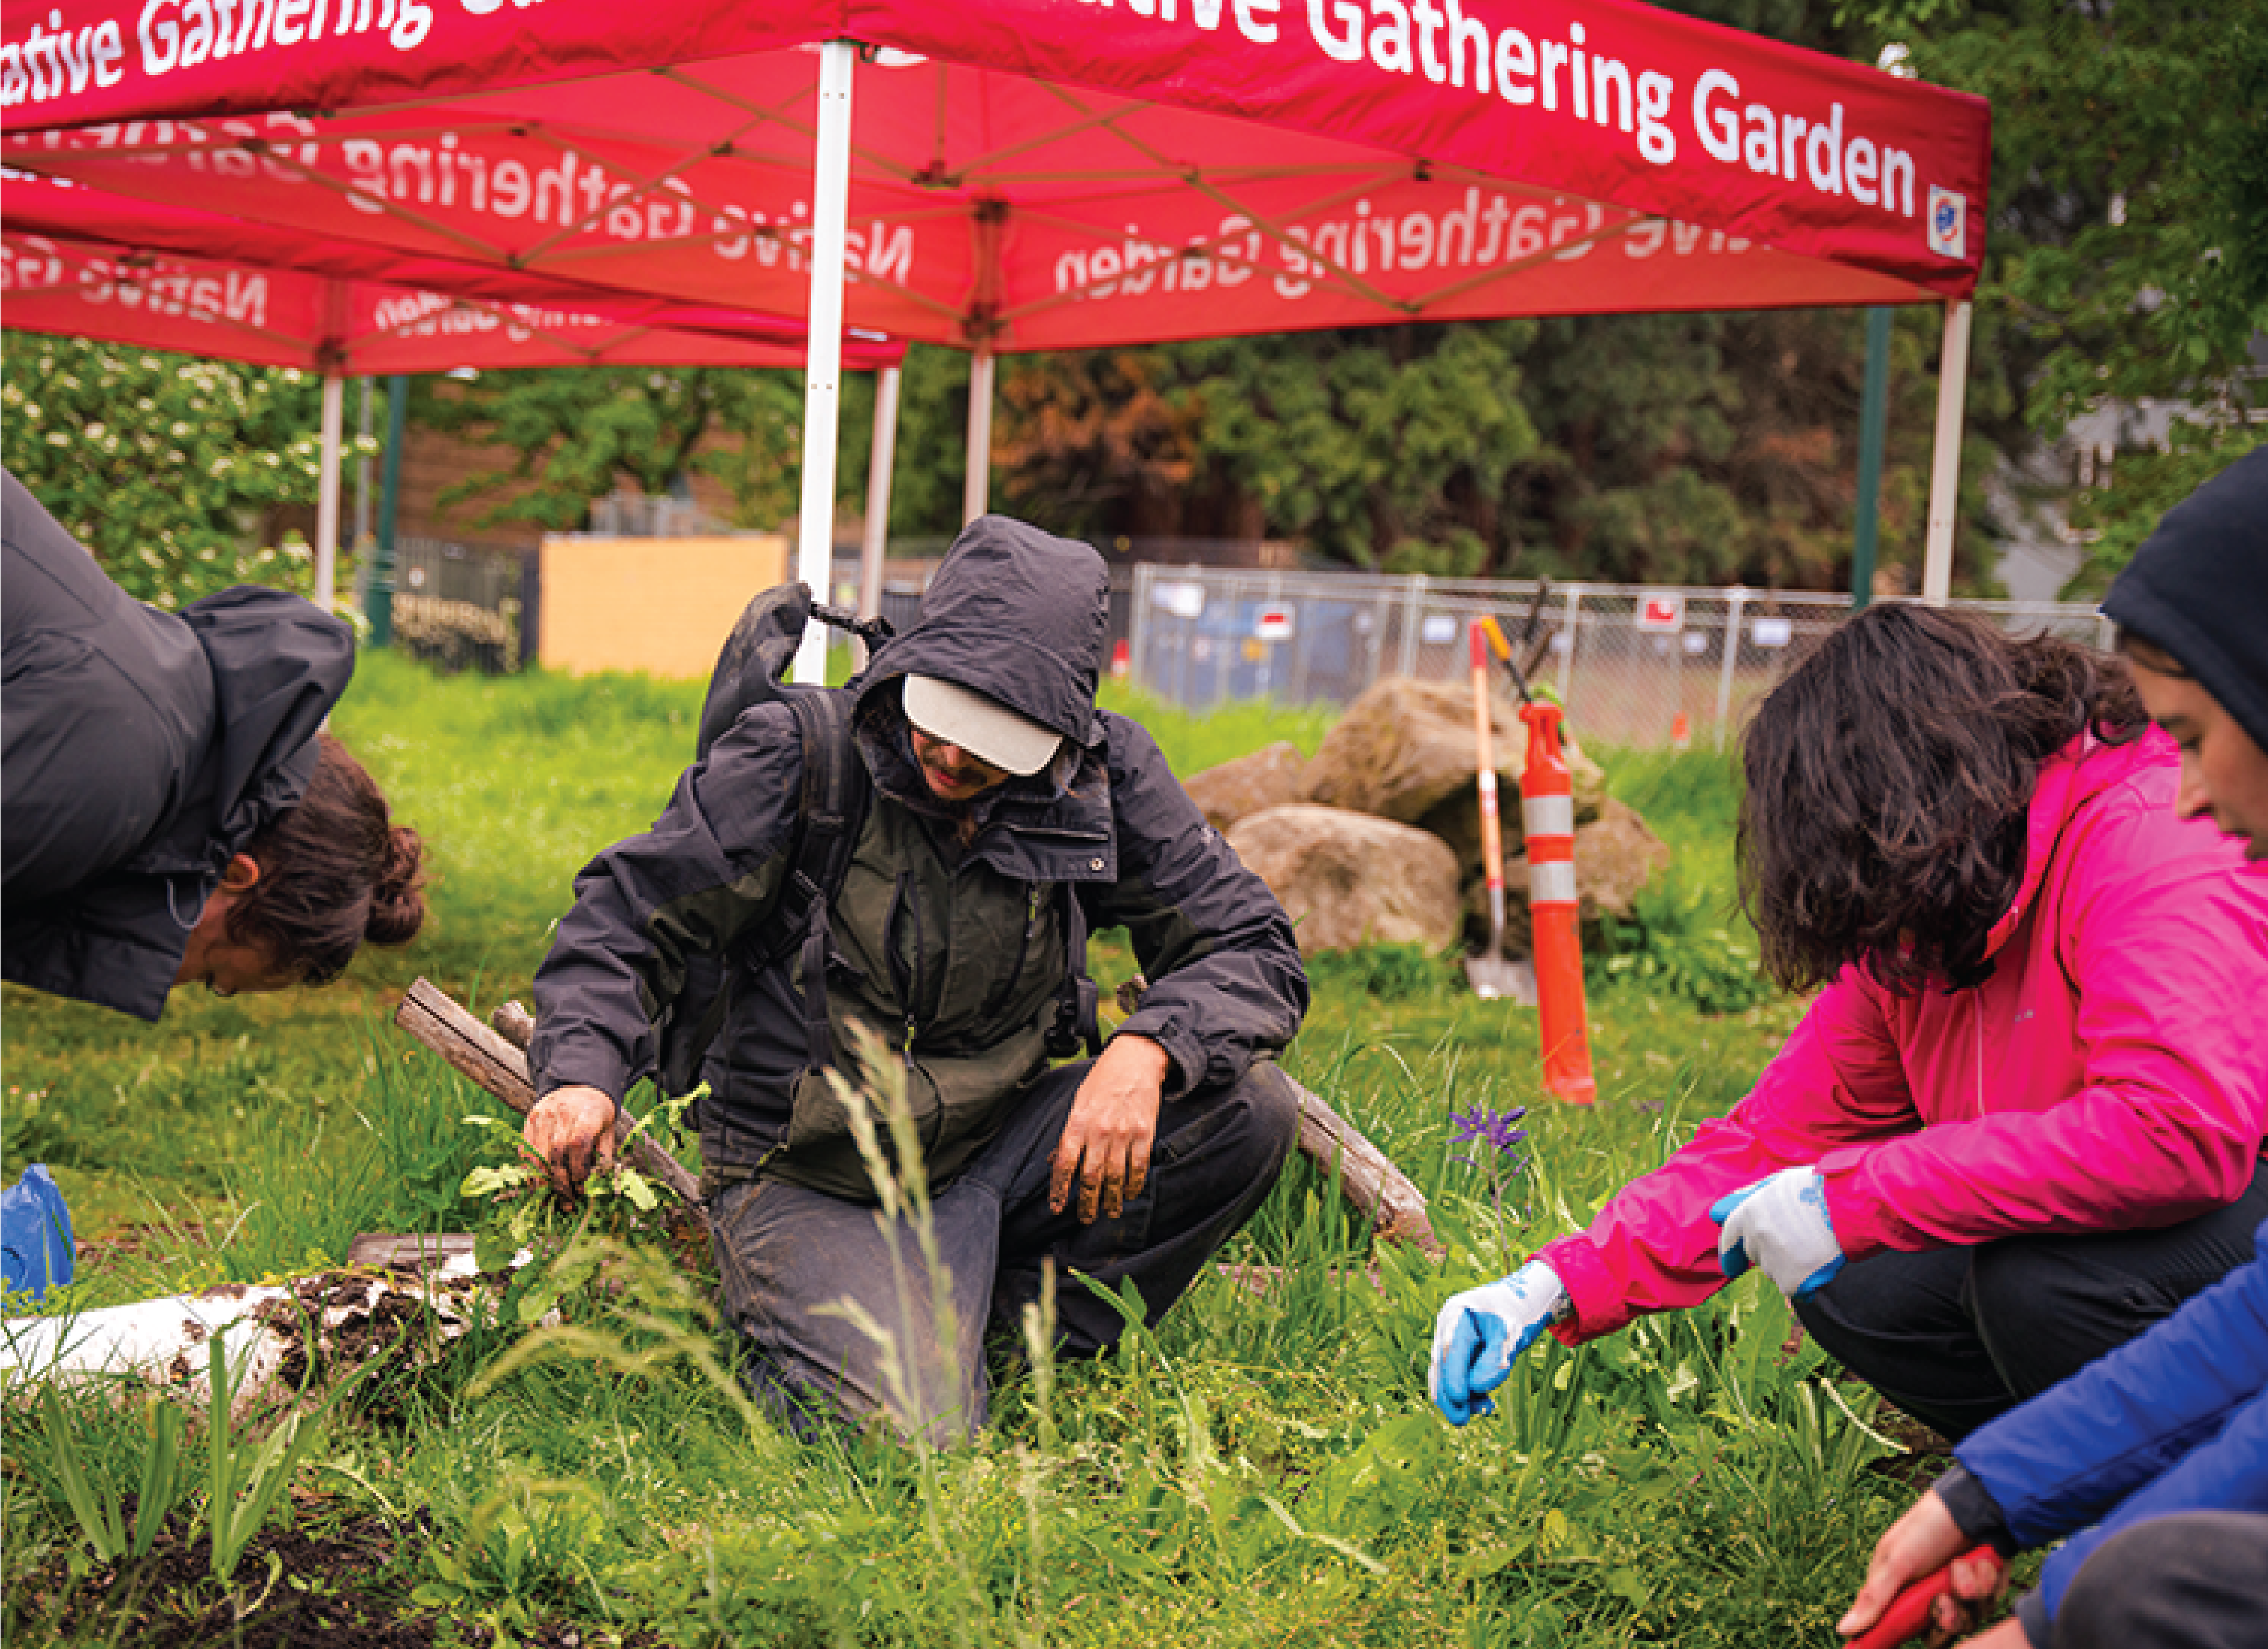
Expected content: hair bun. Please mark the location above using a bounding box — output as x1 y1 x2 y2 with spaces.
364 824 428 946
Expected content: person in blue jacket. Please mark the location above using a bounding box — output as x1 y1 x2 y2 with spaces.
1837 449 2268 1648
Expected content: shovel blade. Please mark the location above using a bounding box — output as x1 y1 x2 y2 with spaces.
1463 954 1538 1004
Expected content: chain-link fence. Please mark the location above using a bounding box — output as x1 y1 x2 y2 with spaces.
386 536 528 674
1122 566 2114 748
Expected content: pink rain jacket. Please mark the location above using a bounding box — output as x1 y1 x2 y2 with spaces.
1539 730 2268 1343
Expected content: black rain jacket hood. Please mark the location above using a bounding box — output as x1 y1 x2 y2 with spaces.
857 515 1109 754
2 470 354 1020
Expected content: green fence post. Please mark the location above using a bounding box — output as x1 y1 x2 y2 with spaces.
370 375 407 646
1851 307 1892 612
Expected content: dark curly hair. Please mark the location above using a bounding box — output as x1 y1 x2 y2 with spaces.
1738 604 2147 996
226 733 426 985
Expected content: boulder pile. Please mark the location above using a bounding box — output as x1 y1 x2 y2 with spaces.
1195 677 1669 960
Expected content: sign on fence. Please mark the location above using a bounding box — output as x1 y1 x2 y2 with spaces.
1637 592 1686 632
1254 607 1296 641
1153 581 1206 619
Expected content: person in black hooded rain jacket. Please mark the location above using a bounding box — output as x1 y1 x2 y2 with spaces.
525 516 1309 1442
2 470 425 1019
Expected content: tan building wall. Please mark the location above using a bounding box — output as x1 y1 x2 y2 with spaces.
538 534 789 678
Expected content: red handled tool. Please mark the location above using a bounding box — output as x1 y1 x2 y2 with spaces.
1846 1547 2000 1649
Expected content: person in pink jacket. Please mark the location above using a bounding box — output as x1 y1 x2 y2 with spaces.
1431 603 2268 1441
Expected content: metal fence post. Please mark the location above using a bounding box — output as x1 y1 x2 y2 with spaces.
1557 586 1581 700
1128 563 1153 694
1715 589 1748 749
1397 573 1426 678
1370 587 1392 692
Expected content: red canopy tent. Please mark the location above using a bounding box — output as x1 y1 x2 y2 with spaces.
3 179 904 609
1 226 888 376
2 0 1991 677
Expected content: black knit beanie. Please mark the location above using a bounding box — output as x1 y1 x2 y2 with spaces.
2102 446 2268 758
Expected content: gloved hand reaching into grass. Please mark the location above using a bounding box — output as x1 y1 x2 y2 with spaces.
1711 1165 1845 1299
1430 1260 1569 1425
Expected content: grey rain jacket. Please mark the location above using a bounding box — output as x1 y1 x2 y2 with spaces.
2 470 355 1020
530 515 1309 1200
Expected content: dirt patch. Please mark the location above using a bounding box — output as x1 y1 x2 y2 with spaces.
13 1506 666 1649
1866 1403 1955 1491
17 1510 431 1649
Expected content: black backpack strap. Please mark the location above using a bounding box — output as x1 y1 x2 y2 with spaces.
774 690 870 1073
1046 881 1104 1060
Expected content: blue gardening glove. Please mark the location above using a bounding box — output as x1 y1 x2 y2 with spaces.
1429 1260 1569 1426
1710 1165 1845 1299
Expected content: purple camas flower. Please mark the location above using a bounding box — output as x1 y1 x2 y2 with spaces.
1449 1104 1529 1159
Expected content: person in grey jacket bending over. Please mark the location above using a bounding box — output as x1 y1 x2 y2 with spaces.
523 516 1309 1442
2 469 423 1018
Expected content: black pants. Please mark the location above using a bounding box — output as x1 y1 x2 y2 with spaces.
2046 1513 2268 1649
711 1059 1300 1444
1794 1162 2268 1440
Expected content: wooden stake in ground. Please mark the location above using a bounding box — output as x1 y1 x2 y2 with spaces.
392 978 707 1228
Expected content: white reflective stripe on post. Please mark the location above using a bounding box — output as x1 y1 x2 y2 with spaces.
1528 861 1579 905
1922 299 1972 607
316 371 342 613
963 345 995 525
792 39 856 686
1521 794 1574 839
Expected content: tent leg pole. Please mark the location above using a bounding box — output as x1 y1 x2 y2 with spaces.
793 38 857 685
963 344 995 525
1922 299 1971 606
317 371 343 612
858 365 901 627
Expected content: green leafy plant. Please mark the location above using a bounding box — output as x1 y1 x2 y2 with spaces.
203 1335 345 1595
37 1388 189 1568
1598 873 1773 1015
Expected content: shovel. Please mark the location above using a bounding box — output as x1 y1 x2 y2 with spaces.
1465 617 1537 1003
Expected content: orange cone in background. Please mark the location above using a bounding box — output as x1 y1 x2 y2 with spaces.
1671 711 1692 751
1519 701 1597 1103
1109 638 1131 682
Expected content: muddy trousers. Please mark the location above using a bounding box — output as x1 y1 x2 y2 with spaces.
1794 1161 2268 1441
710 1060 1301 1445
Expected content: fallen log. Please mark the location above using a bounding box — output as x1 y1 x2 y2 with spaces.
0 1257 501 1410
405 978 1438 1256
1289 1079 1443 1257
1116 975 1442 1257
393 978 708 1228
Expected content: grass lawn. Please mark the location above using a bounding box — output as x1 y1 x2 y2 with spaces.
1 651 1962 1646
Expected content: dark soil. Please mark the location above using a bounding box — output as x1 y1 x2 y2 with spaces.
9 1503 665 1649
1865 1404 1956 1491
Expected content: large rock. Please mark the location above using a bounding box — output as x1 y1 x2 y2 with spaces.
1182 741 1306 832
1226 804 1463 957
1498 798 1672 953
1300 676 1607 881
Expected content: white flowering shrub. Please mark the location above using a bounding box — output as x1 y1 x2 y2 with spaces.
2 339 338 609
